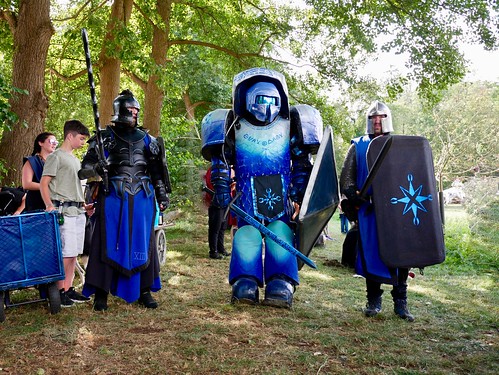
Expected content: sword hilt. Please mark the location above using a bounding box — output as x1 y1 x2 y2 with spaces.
224 192 241 221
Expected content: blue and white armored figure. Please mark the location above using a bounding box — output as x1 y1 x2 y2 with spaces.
201 68 323 308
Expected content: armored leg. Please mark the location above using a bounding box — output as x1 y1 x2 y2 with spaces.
391 268 414 321
229 225 263 304
231 277 260 305
364 279 383 317
262 277 295 309
262 221 298 308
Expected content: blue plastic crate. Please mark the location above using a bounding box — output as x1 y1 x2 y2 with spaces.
0 211 64 291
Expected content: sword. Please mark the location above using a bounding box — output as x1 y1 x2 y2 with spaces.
203 187 317 269
81 28 109 195
359 135 393 200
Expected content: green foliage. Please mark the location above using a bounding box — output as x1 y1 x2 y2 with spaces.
392 82 499 187
0 71 28 132
2 0 498 199
443 204 498 273
305 0 498 104
463 177 499 251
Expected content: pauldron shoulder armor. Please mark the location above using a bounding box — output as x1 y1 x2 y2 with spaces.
290 104 323 156
201 109 235 161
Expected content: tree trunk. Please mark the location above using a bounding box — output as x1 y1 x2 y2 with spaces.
142 0 172 137
98 0 133 126
0 0 53 186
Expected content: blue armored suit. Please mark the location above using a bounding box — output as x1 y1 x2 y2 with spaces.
201 68 323 308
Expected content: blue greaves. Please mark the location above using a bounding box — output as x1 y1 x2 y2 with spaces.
210 157 231 208
264 220 299 285
229 225 264 286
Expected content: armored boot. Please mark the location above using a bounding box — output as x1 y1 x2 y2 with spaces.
364 280 383 317
391 270 414 321
231 277 259 305
93 288 109 312
393 299 415 322
262 277 294 309
138 290 158 309
363 296 382 317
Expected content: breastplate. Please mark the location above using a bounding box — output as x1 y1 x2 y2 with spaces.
105 127 149 168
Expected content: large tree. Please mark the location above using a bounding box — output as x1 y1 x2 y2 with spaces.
1 0 498 188
0 0 53 185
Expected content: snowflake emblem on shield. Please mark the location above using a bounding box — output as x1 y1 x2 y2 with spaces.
258 188 282 211
391 174 432 226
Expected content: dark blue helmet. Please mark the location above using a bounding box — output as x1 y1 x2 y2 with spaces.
111 89 140 126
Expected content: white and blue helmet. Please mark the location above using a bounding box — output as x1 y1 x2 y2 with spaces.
232 68 289 123
245 82 281 124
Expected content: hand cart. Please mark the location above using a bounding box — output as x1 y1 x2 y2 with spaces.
0 211 64 322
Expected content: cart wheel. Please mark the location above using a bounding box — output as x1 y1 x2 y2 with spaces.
47 283 61 315
0 291 5 323
156 229 167 266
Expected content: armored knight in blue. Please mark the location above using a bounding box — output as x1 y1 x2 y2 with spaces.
340 101 414 321
79 89 170 311
201 68 323 308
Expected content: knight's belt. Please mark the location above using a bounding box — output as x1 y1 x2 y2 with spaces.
109 166 152 197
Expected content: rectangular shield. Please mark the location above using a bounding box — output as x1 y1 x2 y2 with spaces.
367 135 445 268
296 126 339 269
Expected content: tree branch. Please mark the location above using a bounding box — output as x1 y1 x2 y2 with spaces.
132 0 157 28
0 8 17 33
51 0 98 22
123 69 147 90
47 67 87 82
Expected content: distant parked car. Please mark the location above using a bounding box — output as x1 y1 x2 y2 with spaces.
443 186 465 204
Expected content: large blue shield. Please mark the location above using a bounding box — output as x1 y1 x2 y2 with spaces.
367 135 445 268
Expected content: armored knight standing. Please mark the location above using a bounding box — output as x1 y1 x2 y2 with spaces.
79 89 170 311
201 68 325 308
340 101 445 321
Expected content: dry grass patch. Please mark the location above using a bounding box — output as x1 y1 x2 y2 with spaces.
0 207 497 374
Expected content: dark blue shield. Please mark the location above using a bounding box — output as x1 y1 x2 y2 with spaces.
367 135 445 268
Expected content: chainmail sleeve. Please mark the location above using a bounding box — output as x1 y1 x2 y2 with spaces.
339 143 358 200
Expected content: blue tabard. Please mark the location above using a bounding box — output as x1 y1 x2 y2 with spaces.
353 135 397 284
234 117 291 224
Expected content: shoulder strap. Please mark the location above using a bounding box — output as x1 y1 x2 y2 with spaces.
26 155 44 183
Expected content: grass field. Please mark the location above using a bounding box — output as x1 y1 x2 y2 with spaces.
0 205 497 374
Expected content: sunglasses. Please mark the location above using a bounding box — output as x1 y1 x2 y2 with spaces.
48 139 59 146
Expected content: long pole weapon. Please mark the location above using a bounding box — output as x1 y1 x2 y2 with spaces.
81 28 109 195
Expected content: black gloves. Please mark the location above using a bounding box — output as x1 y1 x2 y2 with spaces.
155 181 170 211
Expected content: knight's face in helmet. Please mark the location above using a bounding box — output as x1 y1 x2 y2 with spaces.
111 93 141 128
369 114 386 136
366 100 393 136
246 82 281 124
